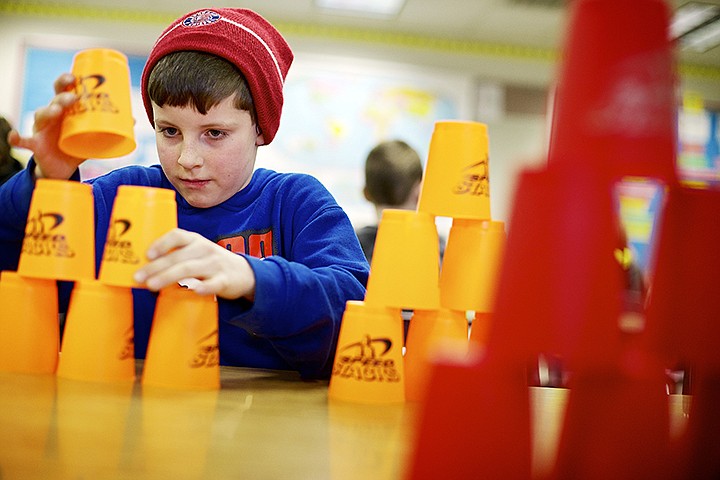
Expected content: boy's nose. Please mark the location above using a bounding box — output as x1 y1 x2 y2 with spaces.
177 142 203 168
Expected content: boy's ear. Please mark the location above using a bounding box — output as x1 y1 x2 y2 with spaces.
363 186 372 202
255 124 264 146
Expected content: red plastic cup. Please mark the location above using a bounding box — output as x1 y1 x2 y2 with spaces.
489 163 625 370
404 352 532 479
548 0 677 186
553 355 671 479
646 187 720 369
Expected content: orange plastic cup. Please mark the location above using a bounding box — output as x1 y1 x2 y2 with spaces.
141 286 220 390
58 48 136 159
328 301 406 404
0 271 59 374
418 121 491 219
439 219 506 312
364 209 441 310
404 308 468 402
18 179 95 282
98 185 177 288
56 280 135 383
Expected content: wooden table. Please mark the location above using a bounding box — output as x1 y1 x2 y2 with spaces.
0 365 690 479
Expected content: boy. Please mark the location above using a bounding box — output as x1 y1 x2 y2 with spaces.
0 8 369 379
356 139 445 263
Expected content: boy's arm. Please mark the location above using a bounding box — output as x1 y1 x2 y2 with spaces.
0 159 84 243
9 73 86 181
223 205 369 380
0 164 36 271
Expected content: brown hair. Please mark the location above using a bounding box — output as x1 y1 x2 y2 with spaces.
364 140 423 206
147 51 257 124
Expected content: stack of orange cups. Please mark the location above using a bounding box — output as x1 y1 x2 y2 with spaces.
54 185 179 384
2 179 96 375
330 209 441 404
410 120 495 382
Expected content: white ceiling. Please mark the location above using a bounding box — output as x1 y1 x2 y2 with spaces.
61 0 720 69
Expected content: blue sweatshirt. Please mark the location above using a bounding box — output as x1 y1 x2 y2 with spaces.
0 162 369 379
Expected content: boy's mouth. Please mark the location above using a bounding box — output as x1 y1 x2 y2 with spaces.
180 178 210 188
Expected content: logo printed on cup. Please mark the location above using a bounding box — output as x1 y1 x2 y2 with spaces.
68 74 120 116
102 219 141 264
452 159 490 197
332 334 401 383
22 210 76 259
190 330 220 368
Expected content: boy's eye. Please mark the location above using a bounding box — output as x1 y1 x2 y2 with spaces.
207 129 227 139
159 127 178 137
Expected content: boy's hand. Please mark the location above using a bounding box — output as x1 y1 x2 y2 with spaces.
8 73 86 179
133 228 257 301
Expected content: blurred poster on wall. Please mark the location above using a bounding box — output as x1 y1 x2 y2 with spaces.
616 178 665 277
677 92 720 189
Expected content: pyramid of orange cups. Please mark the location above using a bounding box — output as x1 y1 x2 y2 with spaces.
403 0 720 479
328 119 507 405
0 48 219 391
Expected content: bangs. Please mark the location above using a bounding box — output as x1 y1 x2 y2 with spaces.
147 51 256 121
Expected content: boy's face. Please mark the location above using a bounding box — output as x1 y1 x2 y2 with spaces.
152 95 264 209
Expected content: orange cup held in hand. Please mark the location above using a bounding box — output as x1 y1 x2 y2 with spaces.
58 48 136 159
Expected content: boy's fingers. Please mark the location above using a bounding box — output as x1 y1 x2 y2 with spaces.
54 73 76 94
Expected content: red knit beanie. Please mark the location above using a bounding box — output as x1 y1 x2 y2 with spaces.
141 8 293 145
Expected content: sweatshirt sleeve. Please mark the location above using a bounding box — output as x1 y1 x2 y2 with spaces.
219 176 369 379
0 163 34 271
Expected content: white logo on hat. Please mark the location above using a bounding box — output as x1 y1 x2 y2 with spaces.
182 10 221 27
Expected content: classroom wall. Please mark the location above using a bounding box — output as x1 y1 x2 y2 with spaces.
1 7 718 229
